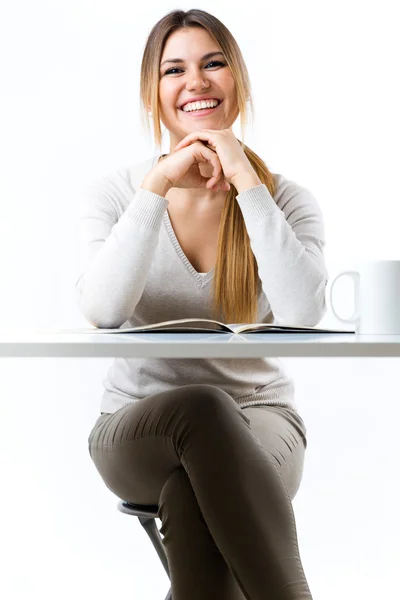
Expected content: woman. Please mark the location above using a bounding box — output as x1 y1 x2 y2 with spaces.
79 8 328 600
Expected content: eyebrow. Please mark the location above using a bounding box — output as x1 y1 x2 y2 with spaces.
160 51 225 69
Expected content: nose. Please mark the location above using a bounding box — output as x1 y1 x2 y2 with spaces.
185 68 211 92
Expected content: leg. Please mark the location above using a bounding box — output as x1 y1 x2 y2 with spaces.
241 404 308 502
171 388 312 600
88 384 312 599
159 467 246 600
88 387 246 599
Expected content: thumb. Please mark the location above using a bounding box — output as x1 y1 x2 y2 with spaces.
202 178 230 191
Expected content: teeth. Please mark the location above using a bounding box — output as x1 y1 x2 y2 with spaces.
183 100 219 112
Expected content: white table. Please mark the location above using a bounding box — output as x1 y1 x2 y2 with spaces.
1 330 400 357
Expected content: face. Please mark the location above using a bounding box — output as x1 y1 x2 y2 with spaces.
158 27 240 152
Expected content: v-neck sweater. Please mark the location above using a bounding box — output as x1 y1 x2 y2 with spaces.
75 153 328 414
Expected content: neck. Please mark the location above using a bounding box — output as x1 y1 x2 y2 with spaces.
166 186 227 214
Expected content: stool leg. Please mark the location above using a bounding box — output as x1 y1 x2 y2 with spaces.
139 517 171 578
163 588 172 600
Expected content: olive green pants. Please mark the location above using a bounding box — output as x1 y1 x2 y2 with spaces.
88 384 312 600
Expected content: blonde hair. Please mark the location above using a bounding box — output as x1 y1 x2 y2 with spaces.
140 9 276 323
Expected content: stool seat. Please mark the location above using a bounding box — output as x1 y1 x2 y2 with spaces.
117 499 172 600
118 500 160 519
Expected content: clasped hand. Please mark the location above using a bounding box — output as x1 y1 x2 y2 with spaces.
173 128 255 187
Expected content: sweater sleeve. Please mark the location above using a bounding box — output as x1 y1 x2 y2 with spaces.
75 172 169 328
235 182 328 327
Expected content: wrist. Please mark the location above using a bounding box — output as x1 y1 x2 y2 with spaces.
141 172 171 198
231 171 262 194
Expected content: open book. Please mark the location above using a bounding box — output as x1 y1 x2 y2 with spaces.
71 318 355 334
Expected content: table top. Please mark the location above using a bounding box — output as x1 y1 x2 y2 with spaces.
1 330 400 357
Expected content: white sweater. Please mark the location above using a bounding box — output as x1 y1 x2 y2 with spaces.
75 154 328 414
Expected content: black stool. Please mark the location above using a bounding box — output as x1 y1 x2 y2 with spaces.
117 500 172 600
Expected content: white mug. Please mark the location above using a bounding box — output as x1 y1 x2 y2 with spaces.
327 260 400 334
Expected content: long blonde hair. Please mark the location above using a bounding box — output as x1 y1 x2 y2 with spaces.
140 9 276 323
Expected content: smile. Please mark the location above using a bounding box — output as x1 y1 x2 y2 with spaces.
180 101 223 117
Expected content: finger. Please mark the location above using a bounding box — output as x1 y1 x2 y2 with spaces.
175 133 199 149
217 181 230 192
202 143 226 188
194 143 222 189
215 167 230 191
176 131 215 152
209 151 223 189
219 172 229 190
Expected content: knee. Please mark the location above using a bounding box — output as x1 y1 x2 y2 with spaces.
158 466 196 521
175 384 238 419
160 466 189 503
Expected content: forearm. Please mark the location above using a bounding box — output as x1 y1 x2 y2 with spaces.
76 177 169 328
235 184 328 325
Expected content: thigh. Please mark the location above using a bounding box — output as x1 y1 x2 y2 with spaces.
87 393 184 506
241 405 308 500
87 384 249 506
88 389 308 506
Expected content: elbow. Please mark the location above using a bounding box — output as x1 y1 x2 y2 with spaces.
76 299 126 329
75 278 127 329
300 304 327 327
77 306 126 330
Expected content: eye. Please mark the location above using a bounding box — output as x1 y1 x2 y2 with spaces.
163 61 225 75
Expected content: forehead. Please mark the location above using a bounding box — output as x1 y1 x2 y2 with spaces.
161 28 218 56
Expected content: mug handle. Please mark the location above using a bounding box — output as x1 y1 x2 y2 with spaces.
328 271 361 324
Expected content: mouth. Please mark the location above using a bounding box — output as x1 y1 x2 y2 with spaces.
179 99 223 115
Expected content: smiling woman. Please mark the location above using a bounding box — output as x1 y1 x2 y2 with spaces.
140 10 280 326
80 8 327 600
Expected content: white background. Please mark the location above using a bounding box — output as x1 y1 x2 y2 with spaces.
1 0 399 598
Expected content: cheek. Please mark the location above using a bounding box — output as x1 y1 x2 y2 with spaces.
160 80 179 98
